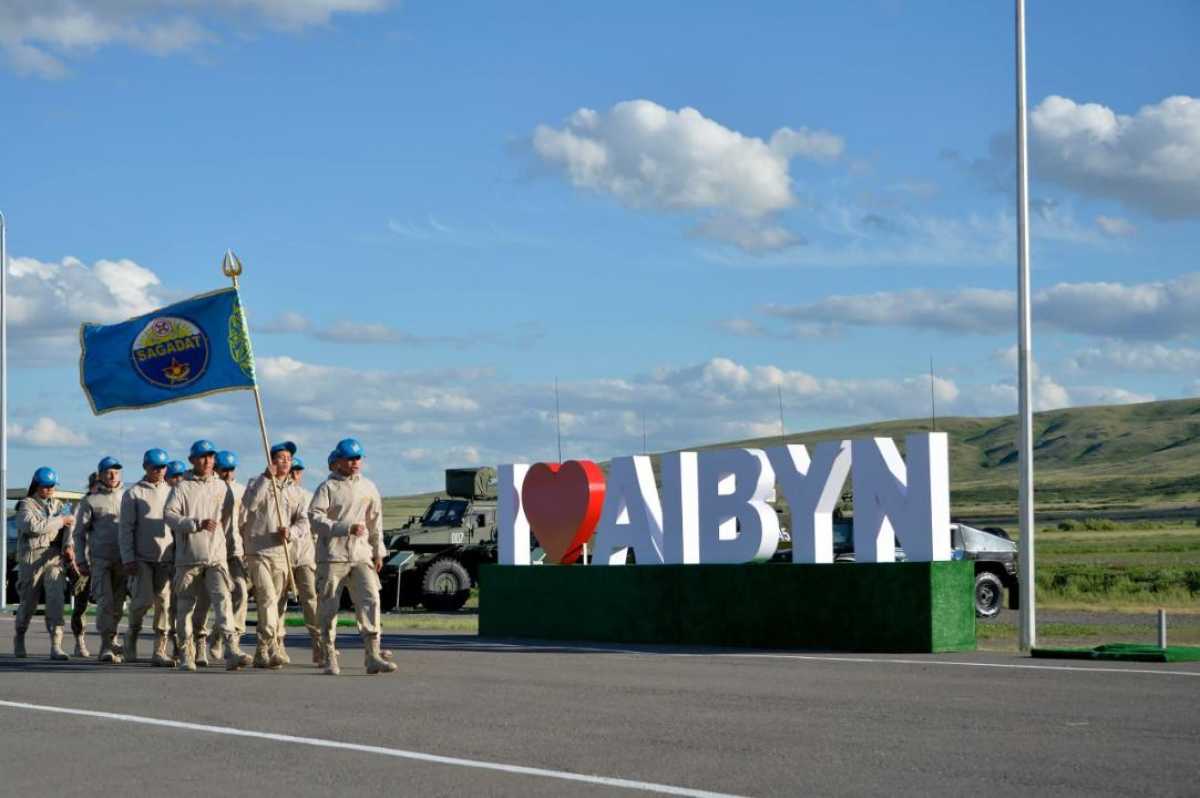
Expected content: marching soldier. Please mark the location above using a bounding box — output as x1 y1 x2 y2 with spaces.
165 460 187 659
63 472 98 658
194 450 246 664
284 455 322 664
12 467 73 660
73 456 127 664
244 441 309 669
309 438 396 676
166 461 187 487
164 440 252 671
119 448 175 666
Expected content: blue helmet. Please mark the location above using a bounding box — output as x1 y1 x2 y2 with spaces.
270 440 297 456
166 460 187 478
189 440 216 459
32 466 58 487
333 438 364 460
215 450 238 471
97 456 122 473
143 448 169 468
327 450 337 468
290 456 305 472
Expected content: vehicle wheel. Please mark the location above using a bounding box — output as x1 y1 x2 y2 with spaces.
974 571 1004 619
420 558 471 612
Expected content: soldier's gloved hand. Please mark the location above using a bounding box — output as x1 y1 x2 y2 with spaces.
350 523 367 537
123 561 138 577
200 519 218 532
276 526 289 543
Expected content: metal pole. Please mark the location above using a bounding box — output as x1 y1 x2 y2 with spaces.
1157 609 1167 649
0 211 7 610
1015 0 1037 652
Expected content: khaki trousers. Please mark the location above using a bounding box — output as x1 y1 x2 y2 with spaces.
15 551 65 634
89 558 127 641
279 564 319 641
247 556 288 647
316 561 380 652
70 575 90 637
174 563 232 648
193 558 247 640
128 561 173 634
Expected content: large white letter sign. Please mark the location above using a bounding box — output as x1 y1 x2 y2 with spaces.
850 433 951 563
498 464 531 565
697 448 779 564
765 441 851 564
661 451 700 564
591 456 665 566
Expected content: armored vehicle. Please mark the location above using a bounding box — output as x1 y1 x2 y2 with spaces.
379 467 500 612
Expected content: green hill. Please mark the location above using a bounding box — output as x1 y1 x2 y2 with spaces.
385 397 1200 524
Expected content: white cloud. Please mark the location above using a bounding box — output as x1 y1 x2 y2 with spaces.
11 417 89 448
1067 342 1200 374
757 272 1200 341
1095 215 1136 237
0 0 391 78
254 311 312 334
531 99 844 252
1031 94 1200 218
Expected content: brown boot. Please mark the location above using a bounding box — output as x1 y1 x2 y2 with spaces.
224 634 252 670
310 636 323 667
73 634 90 658
124 628 140 663
364 634 397 675
323 643 340 676
271 639 290 666
253 640 273 669
49 629 70 661
194 635 209 667
178 639 197 672
208 634 224 663
151 632 175 667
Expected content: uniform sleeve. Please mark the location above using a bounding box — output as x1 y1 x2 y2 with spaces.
16 500 56 539
118 489 139 564
287 487 310 542
74 499 93 567
164 485 198 536
368 485 386 561
223 483 243 559
309 482 349 539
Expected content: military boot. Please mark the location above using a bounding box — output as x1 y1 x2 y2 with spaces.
177 639 197 672
74 634 90 658
364 634 397 675
193 635 209 667
98 637 116 663
13 631 26 658
223 634 252 671
124 628 140 663
49 629 70 661
208 634 225 663
271 639 290 667
310 635 322 666
253 640 273 669
323 644 340 676
151 633 175 667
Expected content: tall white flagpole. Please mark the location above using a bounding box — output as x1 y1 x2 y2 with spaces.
1 211 8 611
1015 0 1037 651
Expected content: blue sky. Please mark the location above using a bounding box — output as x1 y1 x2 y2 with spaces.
1 1 1198 494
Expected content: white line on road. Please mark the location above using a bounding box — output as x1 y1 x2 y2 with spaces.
0 699 745 798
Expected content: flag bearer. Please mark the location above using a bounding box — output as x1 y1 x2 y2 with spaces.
119 448 175 666
243 441 309 668
284 456 321 664
195 449 247 663
74 456 127 664
309 438 395 676
13 467 74 660
165 440 252 671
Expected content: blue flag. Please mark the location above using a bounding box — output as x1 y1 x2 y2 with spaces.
79 287 257 415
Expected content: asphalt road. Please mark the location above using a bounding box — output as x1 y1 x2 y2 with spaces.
1 616 1198 797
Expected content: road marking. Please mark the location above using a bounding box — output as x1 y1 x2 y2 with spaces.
0 699 744 798
381 636 1200 678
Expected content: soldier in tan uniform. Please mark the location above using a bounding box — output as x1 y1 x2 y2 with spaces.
63 472 97 658
73 456 127 664
164 440 252 671
284 455 322 665
164 460 187 660
194 450 246 664
13 467 73 660
309 438 396 676
119 448 175 666
243 441 309 669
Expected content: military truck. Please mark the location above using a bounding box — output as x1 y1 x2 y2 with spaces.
378 467 501 612
828 520 1020 618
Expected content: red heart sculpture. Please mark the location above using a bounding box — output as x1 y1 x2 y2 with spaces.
522 460 607 564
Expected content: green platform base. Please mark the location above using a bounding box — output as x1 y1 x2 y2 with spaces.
1032 643 1200 663
479 561 976 653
